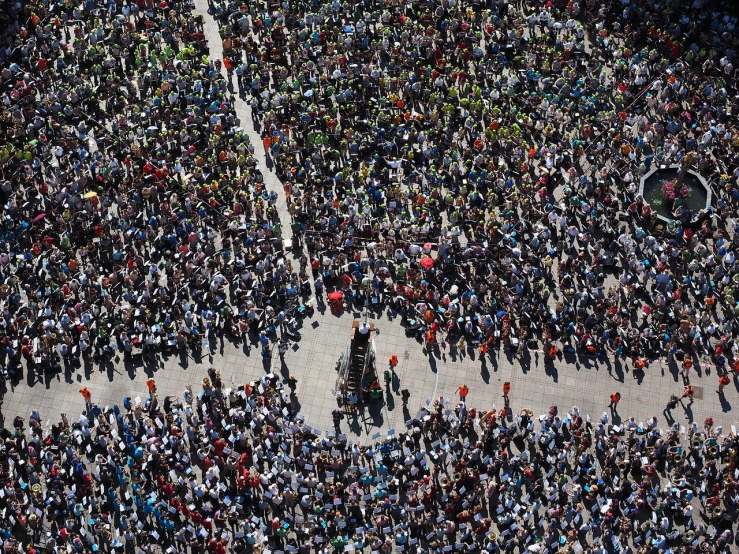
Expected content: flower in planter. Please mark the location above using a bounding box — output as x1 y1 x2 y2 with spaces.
661 179 690 201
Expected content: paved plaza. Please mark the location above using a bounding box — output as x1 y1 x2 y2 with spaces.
1 0 737 439
2 281 736 438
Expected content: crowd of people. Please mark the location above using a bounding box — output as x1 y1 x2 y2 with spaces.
0 0 737 398
2 372 738 554
217 0 739 381
2 0 739 551
0 0 319 381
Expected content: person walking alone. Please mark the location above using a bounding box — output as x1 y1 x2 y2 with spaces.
608 392 621 413
718 374 730 393
456 384 469 402
79 387 92 409
663 394 679 423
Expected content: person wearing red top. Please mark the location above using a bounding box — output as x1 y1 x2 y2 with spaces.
209 539 226 554
718 374 730 393
236 474 247 489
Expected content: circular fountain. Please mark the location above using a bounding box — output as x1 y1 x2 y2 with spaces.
639 165 711 222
